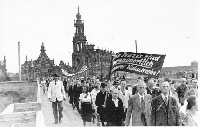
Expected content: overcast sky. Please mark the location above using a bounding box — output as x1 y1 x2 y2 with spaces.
0 0 199 73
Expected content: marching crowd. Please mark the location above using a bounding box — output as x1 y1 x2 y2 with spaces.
41 74 198 126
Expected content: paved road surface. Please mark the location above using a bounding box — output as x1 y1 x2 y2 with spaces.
41 90 98 127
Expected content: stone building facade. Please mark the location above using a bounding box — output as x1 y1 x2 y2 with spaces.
68 7 114 79
21 43 62 80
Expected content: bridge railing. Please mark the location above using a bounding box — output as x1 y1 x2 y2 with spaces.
0 80 45 127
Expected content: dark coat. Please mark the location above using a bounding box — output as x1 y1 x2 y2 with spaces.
151 94 181 126
68 85 74 104
63 80 68 91
96 91 107 109
132 86 138 95
152 87 162 98
146 87 153 95
95 90 107 121
73 85 82 102
105 97 124 124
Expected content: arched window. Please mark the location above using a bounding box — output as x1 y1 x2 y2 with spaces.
80 43 82 50
77 44 79 51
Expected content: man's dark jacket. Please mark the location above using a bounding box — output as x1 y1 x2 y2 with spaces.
95 90 107 121
105 97 125 125
151 94 181 126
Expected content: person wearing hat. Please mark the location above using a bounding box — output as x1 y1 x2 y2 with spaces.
95 82 108 126
48 74 66 124
176 78 189 106
125 81 152 126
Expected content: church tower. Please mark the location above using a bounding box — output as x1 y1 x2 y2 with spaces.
72 6 87 69
73 6 87 52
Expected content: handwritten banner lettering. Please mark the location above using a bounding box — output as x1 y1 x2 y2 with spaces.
110 52 166 78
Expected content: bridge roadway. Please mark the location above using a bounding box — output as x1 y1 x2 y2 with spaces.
41 90 98 127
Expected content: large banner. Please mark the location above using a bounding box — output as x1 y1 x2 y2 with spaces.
61 69 75 76
76 65 87 74
110 52 166 78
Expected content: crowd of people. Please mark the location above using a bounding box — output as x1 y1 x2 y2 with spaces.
41 74 198 126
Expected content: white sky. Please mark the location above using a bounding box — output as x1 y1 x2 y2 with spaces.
0 0 199 73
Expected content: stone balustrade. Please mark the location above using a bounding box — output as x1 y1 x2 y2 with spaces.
0 80 45 127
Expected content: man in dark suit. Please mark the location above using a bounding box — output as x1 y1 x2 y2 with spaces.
68 81 74 105
63 78 68 93
73 81 82 114
95 83 107 126
151 81 181 126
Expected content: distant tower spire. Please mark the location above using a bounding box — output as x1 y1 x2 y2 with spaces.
78 6 79 13
76 6 81 20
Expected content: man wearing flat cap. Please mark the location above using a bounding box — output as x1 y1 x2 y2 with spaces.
48 74 66 124
125 81 152 126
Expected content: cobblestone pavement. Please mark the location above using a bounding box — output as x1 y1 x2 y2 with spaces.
41 90 98 127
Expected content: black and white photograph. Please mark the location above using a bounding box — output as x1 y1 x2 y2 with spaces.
0 0 199 126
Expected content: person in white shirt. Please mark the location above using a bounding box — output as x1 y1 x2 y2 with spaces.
118 80 131 114
91 84 100 109
90 84 100 123
48 74 66 124
79 86 93 127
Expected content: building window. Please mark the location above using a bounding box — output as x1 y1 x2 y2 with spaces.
48 69 52 73
80 43 82 50
77 44 79 51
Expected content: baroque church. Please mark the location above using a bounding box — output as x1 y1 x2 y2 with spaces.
59 7 114 79
21 7 114 80
21 43 61 80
